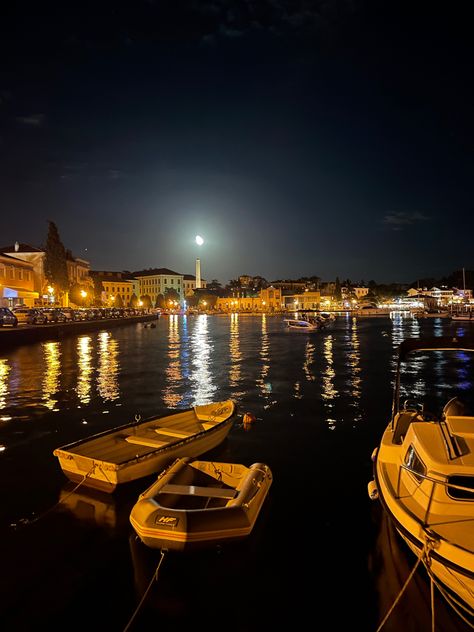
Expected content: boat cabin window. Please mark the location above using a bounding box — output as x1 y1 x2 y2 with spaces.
447 475 474 501
404 445 426 483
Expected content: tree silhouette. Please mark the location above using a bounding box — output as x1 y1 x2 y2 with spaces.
43 221 69 300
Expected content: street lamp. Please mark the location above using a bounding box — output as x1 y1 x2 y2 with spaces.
47 286 54 304
80 290 87 307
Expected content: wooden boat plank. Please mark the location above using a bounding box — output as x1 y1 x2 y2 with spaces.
126 435 168 448
154 427 194 439
160 483 238 499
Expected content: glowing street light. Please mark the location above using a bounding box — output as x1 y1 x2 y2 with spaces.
80 289 87 307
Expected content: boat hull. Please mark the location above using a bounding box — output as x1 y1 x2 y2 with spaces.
130 458 273 551
53 401 237 493
373 421 474 621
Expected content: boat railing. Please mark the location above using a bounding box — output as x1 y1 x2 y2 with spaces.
400 464 474 495
399 463 474 525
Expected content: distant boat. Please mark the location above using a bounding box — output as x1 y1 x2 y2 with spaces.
284 318 322 331
414 309 451 319
451 310 473 322
130 457 273 551
284 313 332 331
53 400 237 493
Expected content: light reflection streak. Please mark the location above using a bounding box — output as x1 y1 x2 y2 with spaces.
77 336 93 404
0 359 11 410
256 315 272 405
42 341 61 410
229 313 242 388
322 335 337 428
190 315 216 405
97 332 120 402
163 314 182 407
347 321 361 420
303 340 316 382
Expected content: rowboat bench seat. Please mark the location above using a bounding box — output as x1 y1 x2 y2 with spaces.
125 435 168 448
154 427 194 439
159 483 238 499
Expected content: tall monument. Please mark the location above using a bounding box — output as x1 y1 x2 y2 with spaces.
196 257 201 289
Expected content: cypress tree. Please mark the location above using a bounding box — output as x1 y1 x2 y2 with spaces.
44 221 69 297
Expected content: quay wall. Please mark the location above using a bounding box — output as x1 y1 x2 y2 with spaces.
0 314 159 350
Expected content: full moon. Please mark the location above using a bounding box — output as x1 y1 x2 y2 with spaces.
195 235 204 246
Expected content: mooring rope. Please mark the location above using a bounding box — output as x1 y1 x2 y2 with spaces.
11 464 96 530
122 546 167 632
430 575 436 632
375 537 435 631
376 531 474 631
424 565 474 629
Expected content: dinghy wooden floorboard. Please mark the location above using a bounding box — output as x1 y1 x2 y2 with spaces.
53 400 237 493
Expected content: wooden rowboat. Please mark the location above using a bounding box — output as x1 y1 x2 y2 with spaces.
130 457 273 551
53 400 237 493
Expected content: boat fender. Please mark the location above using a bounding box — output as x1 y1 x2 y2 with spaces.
367 480 378 500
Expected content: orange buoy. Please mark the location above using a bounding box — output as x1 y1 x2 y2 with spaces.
243 412 256 426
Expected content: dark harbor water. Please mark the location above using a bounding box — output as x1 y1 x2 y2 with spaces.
1 313 473 631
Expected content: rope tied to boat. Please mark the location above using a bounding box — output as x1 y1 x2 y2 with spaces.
210 461 223 481
122 546 167 632
10 463 97 530
421 531 439 569
375 534 436 631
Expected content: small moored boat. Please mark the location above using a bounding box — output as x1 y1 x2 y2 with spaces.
53 400 237 493
368 336 474 624
130 457 273 551
284 314 329 331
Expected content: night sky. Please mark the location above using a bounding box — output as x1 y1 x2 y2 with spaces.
1 1 472 285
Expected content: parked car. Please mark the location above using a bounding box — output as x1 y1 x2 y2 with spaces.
41 308 67 323
13 307 47 325
61 308 82 322
0 307 18 327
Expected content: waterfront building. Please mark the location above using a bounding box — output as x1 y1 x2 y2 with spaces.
91 270 138 307
133 268 184 307
282 290 321 312
0 242 93 307
0 252 37 307
0 242 46 304
215 295 262 312
259 285 283 312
